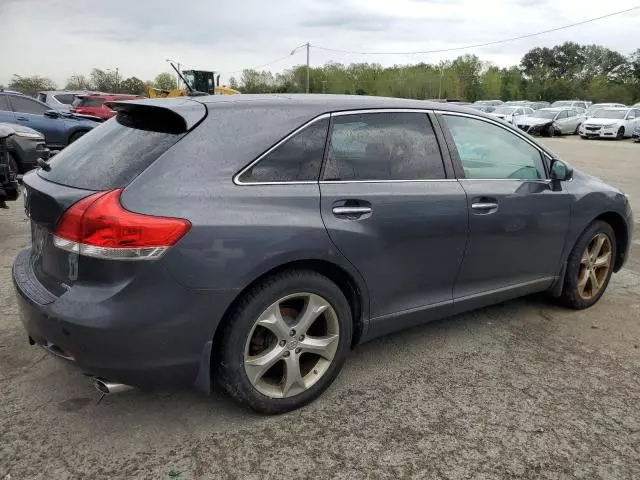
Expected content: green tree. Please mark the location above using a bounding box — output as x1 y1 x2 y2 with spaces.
228 76 239 90
154 72 178 91
119 76 146 95
90 68 118 92
65 74 93 90
8 74 57 96
480 65 502 99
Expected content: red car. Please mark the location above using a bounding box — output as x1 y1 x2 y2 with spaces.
71 94 146 120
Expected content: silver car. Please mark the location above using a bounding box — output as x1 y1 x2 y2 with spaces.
36 90 96 112
515 108 586 136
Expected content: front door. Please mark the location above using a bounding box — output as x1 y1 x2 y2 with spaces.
438 113 571 304
319 111 468 336
8 95 63 146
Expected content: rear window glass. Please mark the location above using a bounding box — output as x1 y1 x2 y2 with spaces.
54 94 76 104
72 97 104 107
38 118 184 190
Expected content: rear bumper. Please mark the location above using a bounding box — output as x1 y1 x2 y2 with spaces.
12 247 236 390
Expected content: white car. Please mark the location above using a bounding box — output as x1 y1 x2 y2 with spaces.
586 103 626 117
515 108 585 136
489 106 534 124
551 100 590 110
579 107 640 139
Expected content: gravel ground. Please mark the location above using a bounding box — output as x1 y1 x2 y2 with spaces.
1 137 639 479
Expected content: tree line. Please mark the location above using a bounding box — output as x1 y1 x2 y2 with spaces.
2 69 178 97
234 43 640 103
3 43 640 103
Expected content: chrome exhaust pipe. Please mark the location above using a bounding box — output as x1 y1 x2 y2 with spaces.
94 378 134 395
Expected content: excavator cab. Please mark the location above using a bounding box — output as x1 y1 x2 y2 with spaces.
182 70 215 94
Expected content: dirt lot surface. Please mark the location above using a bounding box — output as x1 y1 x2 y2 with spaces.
1 137 639 479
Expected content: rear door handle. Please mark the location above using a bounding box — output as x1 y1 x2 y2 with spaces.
332 206 372 216
471 202 498 210
16 116 28 121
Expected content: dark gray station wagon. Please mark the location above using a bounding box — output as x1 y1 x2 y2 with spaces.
13 95 633 413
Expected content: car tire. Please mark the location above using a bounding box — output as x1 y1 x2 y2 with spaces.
547 125 555 137
560 221 616 310
215 270 352 414
616 127 624 139
574 124 581 135
68 131 87 144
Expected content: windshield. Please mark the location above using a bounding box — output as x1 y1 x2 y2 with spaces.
493 107 518 114
552 101 572 107
592 109 628 119
531 110 558 119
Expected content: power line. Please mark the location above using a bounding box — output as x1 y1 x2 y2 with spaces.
311 5 640 55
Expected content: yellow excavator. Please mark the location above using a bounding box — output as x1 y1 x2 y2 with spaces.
147 65 240 98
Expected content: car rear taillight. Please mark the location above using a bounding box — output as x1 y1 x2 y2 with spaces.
53 189 191 260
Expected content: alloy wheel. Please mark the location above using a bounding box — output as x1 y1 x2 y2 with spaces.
577 233 613 300
243 293 340 398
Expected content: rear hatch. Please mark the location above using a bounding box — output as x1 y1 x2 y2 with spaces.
22 99 206 296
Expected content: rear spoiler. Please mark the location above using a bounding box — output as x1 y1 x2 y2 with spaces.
106 99 207 134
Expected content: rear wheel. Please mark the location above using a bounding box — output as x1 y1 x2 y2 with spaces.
560 221 616 309
574 123 581 135
216 270 352 413
616 127 625 139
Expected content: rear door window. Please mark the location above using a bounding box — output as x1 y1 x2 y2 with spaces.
10 96 49 115
39 118 185 190
238 117 329 183
323 112 445 181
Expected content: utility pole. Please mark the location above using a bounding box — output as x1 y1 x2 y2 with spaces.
306 42 310 94
115 67 119 93
322 80 327 94
438 64 445 100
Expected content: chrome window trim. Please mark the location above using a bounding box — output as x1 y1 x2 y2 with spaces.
436 110 552 180
233 113 331 186
331 108 432 116
320 179 457 184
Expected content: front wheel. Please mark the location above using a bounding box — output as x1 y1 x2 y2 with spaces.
560 221 616 309
574 123 581 135
68 131 87 144
616 127 625 139
216 270 352 413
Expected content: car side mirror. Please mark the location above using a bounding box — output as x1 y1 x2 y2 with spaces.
44 110 60 118
550 160 573 181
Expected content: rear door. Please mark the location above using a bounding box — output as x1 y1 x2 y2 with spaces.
319 110 468 336
438 112 570 307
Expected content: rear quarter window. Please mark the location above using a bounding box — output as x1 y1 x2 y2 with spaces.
38 118 184 190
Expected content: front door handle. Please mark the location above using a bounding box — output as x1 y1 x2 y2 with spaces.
332 206 372 216
16 116 28 122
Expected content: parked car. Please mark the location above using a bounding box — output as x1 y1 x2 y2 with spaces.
13 95 633 413
473 100 503 107
515 108 585 136
469 104 496 113
503 100 529 106
523 101 551 110
0 92 100 149
551 100 589 110
0 122 49 174
632 123 640 142
490 105 534 124
36 90 95 112
586 103 626 117
72 94 146 120
579 107 640 139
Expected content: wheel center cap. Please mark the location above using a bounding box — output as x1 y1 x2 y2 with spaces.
287 339 299 350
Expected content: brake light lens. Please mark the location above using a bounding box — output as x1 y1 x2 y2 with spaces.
53 189 191 260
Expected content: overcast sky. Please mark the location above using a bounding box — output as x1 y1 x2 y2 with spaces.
1 0 639 87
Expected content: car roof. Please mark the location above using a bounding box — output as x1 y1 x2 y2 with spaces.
599 107 630 111
539 107 569 111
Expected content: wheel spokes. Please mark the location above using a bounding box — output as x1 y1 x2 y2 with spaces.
590 234 606 259
245 346 285 385
577 266 589 296
256 303 291 340
282 355 305 397
295 294 330 335
593 251 611 269
300 334 339 361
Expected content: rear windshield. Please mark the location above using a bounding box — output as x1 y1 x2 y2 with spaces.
54 93 76 104
72 97 105 107
38 118 184 190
